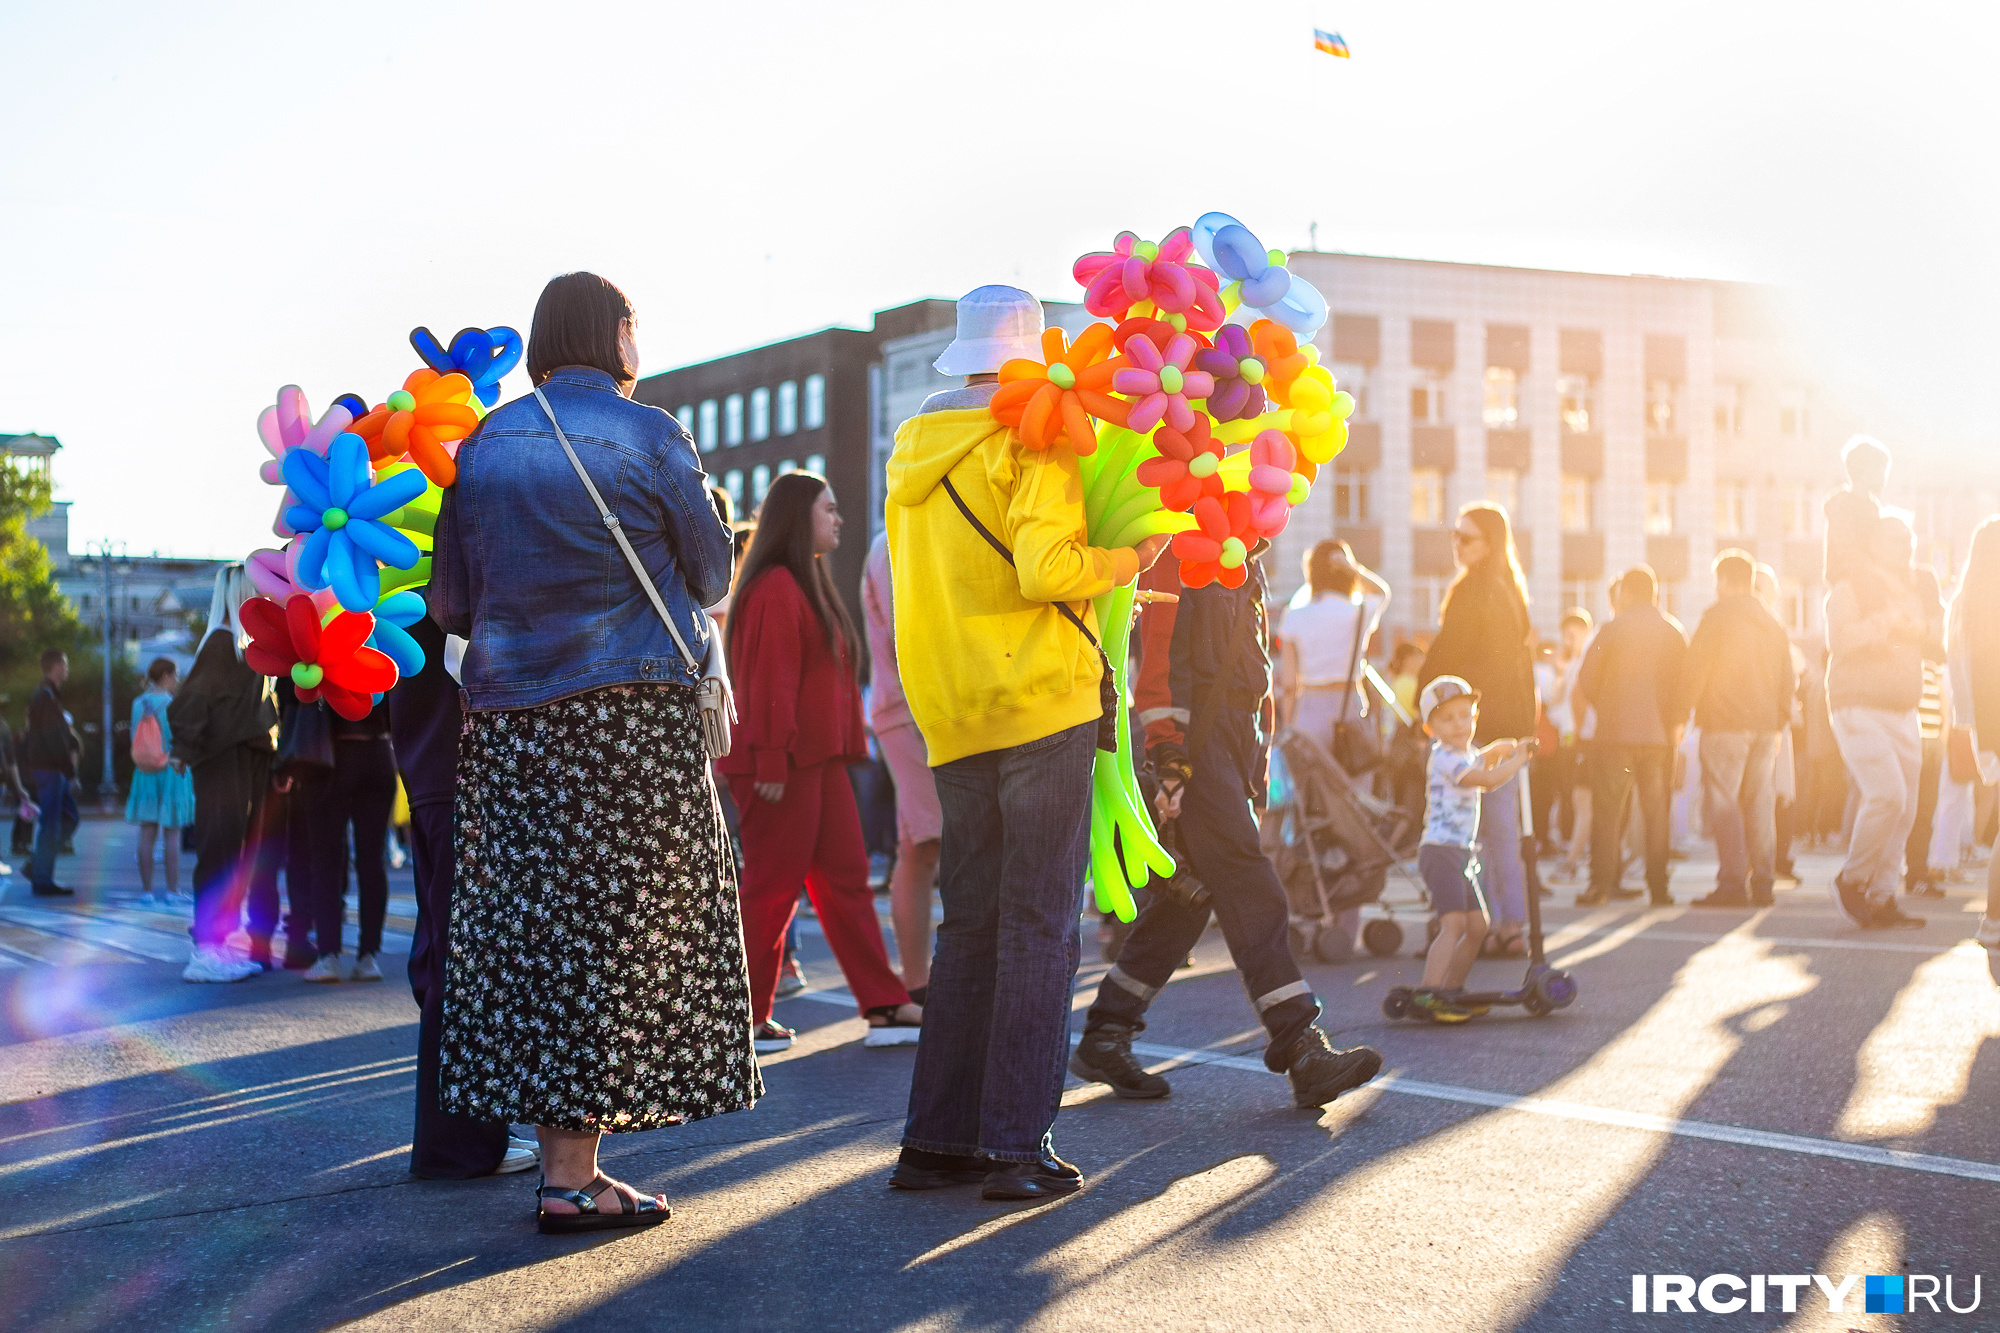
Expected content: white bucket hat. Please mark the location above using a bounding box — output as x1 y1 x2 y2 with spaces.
933 285 1044 377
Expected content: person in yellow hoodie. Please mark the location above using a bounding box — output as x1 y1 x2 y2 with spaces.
886 286 1168 1202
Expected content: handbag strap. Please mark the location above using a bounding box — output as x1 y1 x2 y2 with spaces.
940 476 1101 650
532 384 701 676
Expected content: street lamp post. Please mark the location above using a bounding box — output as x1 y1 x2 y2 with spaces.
83 540 125 806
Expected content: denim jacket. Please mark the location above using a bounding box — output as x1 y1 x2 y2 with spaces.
432 367 731 710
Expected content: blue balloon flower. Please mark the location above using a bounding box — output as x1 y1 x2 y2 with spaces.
410 326 524 408
367 590 428 678
283 433 428 613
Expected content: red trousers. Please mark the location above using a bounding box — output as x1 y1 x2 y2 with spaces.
730 762 908 1025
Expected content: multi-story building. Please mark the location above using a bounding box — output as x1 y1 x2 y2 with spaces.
632 300 959 622
1281 251 2000 645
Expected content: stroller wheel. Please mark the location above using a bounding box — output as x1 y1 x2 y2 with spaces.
1361 919 1404 958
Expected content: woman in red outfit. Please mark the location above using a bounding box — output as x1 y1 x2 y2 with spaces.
723 472 921 1052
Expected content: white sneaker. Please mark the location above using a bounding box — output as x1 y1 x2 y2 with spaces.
133 893 161 911
182 947 259 984
863 1022 923 1048
1976 917 2000 950
493 1136 541 1175
349 953 383 982
301 955 344 984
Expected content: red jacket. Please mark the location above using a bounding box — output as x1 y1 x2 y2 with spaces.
720 567 866 783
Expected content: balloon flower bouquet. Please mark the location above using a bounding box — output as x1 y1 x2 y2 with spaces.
237 328 522 714
989 213 1353 921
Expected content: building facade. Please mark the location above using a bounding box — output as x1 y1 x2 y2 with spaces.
633 300 958 622
1282 252 2000 645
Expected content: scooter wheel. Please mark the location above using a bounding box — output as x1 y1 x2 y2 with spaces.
1534 969 1579 1010
1362 919 1404 958
1382 990 1410 1020
1522 996 1553 1017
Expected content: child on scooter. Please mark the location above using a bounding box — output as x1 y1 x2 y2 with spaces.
1410 677 1537 1023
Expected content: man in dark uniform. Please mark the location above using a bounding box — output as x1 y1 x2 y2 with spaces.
1069 552 1383 1108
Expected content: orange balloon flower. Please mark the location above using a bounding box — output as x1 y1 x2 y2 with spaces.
990 325 1129 454
351 370 480 486
1248 319 1317 408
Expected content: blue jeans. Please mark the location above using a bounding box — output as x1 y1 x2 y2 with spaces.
1701 730 1777 896
902 719 1096 1164
29 771 79 890
1477 770 1526 927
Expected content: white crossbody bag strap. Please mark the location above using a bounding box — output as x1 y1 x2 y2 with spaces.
533 385 733 756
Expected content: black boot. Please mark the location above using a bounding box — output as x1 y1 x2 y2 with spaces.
1068 1021 1170 1099
1276 1026 1383 1109
982 1150 1083 1201
889 1147 989 1191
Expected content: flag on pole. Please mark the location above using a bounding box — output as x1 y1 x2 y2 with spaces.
1313 28 1349 57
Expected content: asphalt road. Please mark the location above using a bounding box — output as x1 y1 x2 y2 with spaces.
2 818 1997 1332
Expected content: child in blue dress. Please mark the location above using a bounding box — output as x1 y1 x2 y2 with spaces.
127 658 197 909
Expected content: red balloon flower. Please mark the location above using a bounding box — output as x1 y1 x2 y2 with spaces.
1135 415 1224 512
1171 493 1257 590
240 594 400 721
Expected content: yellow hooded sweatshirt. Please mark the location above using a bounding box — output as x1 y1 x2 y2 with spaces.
886 392 1139 766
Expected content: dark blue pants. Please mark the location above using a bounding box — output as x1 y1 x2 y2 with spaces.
1085 713 1316 1071
903 720 1096 1164
28 770 79 890
406 797 507 1178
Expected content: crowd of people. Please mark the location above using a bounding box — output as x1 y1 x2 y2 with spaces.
10 275 2000 1233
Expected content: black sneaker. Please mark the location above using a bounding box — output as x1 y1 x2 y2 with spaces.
981 1152 1083 1201
30 883 74 897
1833 873 1871 925
1691 889 1751 909
889 1148 989 1191
1279 1027 1384 1108
752 1020 795 1053
1864 901 1925 931
1068 1023 1170 1099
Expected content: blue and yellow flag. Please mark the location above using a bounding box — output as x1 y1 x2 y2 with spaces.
1313 28 1349 57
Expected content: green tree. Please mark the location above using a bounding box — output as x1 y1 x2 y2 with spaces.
0 461 88 725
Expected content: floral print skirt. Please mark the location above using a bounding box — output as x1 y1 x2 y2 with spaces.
439 684 762 1132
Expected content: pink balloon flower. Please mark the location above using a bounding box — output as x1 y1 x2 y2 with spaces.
258 386 354 540
1072 229 1226 331
1112 332 1216 434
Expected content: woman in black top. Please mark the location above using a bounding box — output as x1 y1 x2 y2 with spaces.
1417 503 1538 953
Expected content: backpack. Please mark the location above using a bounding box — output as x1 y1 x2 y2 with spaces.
132 705 169 773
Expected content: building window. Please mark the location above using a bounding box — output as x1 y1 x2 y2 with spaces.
779 458 797 477
1645 483 1676 535
1714 482 1747 537
697 400 719 452
1714 382 1741 435
751 463 772 505
1407 576 1449 629
1410 375 1448 424
1646 379 1679 435
805 453 826 477
1782 484 1813 537
1332 363 1370 418
749 387 770 441
1560 474 1594 532
803 374 826 430
1485 468 1521 522
777 381 799 435
1410 467 1445 526
724 394 744 446
1482 366 1518 428
1558 374 1594 434
1331 468 1370 522
675 403 694 433
723 469 744 508
1778 388 1809 438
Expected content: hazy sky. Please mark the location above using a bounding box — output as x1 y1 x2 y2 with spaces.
5 0 1997 558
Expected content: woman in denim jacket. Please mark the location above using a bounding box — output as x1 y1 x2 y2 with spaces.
431 272 760 1234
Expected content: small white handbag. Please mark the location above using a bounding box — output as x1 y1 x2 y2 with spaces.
532 385 736 758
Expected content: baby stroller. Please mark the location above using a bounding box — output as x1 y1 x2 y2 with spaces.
1263 726 1423 962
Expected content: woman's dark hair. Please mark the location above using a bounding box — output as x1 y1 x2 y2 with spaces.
1306 539 1358 598
526 272 636 385
146 657 177 684
1442 502 1530 635
728 472 855 660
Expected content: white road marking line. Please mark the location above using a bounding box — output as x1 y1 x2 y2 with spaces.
0 907 187 962
1120 1039 2000 1186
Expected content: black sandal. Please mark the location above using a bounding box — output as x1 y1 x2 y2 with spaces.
535 1173 672 1235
